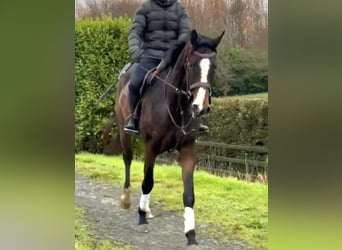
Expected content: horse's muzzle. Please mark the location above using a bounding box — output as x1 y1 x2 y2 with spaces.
192 104 210 118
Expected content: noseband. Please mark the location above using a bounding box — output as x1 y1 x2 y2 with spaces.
186 50 216 96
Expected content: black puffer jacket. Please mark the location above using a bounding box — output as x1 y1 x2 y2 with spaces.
128 0 190 62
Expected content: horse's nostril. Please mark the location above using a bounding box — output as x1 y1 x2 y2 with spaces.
192 104 199 113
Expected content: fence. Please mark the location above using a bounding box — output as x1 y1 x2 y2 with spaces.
157 140 268 183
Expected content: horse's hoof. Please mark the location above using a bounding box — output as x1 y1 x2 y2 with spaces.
120 200 131 209
120 189 131 210
146 210 154 219
120 194 131 209
136 224 149 233
186 244 200 250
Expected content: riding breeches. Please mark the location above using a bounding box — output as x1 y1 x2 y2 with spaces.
128 58 161 97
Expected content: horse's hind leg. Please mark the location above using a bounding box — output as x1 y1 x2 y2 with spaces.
179 144 199 248
119 131 133 210
137 144 156 229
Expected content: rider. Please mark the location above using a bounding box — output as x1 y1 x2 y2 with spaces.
124 0 209 135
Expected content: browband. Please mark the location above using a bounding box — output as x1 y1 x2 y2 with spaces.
193 51 216 58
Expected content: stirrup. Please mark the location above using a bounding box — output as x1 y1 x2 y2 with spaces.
123 115 139 135
123 127 139 135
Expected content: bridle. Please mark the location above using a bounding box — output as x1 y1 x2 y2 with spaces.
142 49 216 99
163 49 216 136
185 50 215 97
139 49 216 137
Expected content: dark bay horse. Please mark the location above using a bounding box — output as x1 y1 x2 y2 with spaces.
115 29 224 248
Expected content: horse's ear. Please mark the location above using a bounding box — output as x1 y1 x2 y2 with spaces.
190 29 198 46
213 30 225 48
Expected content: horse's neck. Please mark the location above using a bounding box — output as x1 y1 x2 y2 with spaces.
162 43 192 116
168 43 191 89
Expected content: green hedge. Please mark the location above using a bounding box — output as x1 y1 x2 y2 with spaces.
228 48 268 95
213 47 268 97
194 95 268 172
201 96 268 146
75 16 131 152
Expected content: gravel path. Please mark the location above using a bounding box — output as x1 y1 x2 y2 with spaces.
75 173 253 250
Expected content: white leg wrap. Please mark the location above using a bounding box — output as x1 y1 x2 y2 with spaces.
184 207 195 234
139 194 151 212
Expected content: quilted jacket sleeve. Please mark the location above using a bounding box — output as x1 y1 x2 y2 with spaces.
128 4 147 61
177 4 191 44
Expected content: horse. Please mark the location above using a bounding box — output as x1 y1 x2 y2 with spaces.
115 29 224 248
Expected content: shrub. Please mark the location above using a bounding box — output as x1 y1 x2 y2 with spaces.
75 16 131 152
226 47 268 96
201 96 268 146
212 46 268 97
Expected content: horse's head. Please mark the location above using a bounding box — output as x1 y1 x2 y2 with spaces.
185 29 225 118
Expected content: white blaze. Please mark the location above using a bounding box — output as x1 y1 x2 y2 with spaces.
199 58 210 83
184 207 195 233
192 58 210 110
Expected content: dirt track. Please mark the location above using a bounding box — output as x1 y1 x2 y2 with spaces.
75 173 253 250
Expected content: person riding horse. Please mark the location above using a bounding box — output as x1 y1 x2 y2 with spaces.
124 0 209 135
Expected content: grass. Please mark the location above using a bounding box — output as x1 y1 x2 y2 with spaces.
229 92 268 100
223 92 268 99
75 206 131 250
75 153 268 249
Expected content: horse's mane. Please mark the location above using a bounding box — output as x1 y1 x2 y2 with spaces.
164 39 188 68
163 31 218 69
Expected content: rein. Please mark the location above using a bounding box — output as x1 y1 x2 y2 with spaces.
138 64 191 99
164 71 194 136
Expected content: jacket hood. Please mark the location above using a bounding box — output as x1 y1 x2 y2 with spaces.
153 0 177 7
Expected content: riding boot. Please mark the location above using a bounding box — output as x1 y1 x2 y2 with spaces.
124 91 139 134
198 123 209 134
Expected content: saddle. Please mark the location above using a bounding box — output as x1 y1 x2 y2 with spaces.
119 62 160 119
133 66 158 118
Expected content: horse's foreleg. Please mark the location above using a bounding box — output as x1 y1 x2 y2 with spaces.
180 144 199 246
138 145 156 226
120 132 133 210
